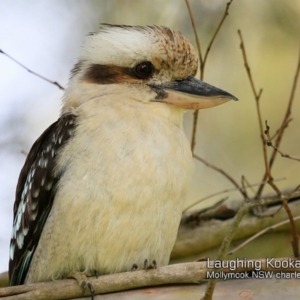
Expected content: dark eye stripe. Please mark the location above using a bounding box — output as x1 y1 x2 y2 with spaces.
82 64 153 84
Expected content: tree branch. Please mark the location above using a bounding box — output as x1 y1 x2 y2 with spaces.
1 258 300 300
0 48 65 90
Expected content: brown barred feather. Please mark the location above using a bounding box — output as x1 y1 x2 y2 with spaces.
9 113 77 286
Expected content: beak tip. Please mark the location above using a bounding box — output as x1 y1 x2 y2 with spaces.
221 92 238 102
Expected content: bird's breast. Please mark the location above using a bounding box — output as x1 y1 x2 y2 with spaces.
58 99 193 203
26 98 193 282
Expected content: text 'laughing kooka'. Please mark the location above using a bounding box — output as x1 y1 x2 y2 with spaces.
9 24 237 286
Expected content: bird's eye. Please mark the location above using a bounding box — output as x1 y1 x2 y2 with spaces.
134 62 154 79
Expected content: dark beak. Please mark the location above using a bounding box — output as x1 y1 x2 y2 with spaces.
149 76 238 110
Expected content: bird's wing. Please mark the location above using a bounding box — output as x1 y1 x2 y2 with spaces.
9 113 77 286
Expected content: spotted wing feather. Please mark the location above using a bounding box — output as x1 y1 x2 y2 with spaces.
9 114 77 286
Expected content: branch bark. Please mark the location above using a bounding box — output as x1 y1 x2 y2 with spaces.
1 258 300 300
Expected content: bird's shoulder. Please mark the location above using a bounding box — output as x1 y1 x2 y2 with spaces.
9 113 77 285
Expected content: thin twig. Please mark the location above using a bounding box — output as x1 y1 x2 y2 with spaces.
237 31 262 99
185 0 203 65
241 175 249 199
183 191 228 213
282 199 300 257
270 117 293 141
185 0 202 153
182 177 286 213
237 30 270 184
264 126 298 256
133 8 300 300
255 46 300 199
255 203 283 218
237 32 300 256
294 185 300 193
201 0 233 77
185 1 233 153
265 121 300 162
201 201 250 300
264 122 300 256
228 216 300 255
0 48 65 90
193 154 247 199
241 175 258 196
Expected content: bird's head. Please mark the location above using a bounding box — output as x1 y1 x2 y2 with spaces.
62 24 237 115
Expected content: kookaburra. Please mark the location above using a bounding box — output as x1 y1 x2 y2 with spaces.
9 24 237 286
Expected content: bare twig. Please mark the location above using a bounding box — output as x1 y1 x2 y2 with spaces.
241 175 249 199
185 1 233 153
185 0 203 65
193 154 247 199
237 30 270 183
201 0 233 77
183 177 286 213
183 191 229 213
201 201 250 300
185 0 202 153
282 198 300 257
255 46 300 199
241 175 258 196
294 185 300 193
256 55 300 257
265 121 300 162
237 31 263 100
237 32 300 256
228 216 300 255
0 48 65 90
270 117 293 141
